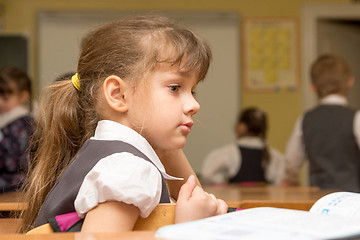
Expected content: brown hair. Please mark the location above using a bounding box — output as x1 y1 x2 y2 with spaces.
18 15 211 233
237 107 270 167
0 66 32 110
310 54 352 98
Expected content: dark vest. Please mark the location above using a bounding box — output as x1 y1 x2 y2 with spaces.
35 139 170 227
229 146 267 183
302 105 360 192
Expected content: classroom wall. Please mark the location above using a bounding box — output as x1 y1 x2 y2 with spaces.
0 0 351 178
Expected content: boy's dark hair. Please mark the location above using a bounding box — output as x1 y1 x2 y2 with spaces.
310 54 351 98
0 66 32 96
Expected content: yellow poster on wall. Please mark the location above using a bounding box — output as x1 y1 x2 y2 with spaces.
0 5 3 30
243 18 299 92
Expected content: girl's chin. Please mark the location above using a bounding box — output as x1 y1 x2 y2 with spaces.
175 139 187 149
157 143 187 151
151 137 188 151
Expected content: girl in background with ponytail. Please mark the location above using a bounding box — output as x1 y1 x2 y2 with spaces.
201 107 285 186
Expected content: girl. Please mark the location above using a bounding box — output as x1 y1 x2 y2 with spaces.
18 15 227 233
201 107 285 185
0 66 34 192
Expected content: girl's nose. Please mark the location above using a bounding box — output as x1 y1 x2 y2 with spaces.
184 95 200 116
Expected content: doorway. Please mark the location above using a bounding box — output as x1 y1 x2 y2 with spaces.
303 3 360 110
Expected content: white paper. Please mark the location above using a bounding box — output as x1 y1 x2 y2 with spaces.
310 192 360 220
156 207 360 240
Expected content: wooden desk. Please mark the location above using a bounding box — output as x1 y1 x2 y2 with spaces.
0 186 335 212
203 184 336 202
0 218 19 234
0 232 159 240
203 184 337 211
0 192 26 211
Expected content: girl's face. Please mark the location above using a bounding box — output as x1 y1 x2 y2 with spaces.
0 91 28 114
127 63 200 151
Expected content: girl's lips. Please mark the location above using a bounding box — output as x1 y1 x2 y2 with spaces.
180 122 193 133
185 121 194 128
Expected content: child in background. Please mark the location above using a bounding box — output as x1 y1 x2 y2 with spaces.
282 54 360 192
201 107 285 185
0 66 34 193
18 15 227 233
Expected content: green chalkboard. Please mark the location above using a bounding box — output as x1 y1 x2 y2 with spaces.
0 35 28 72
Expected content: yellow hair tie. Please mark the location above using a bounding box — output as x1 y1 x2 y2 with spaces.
71 73 81 92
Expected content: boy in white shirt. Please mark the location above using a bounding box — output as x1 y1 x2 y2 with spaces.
282 54 360 192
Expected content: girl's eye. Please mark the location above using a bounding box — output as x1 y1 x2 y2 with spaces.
169 85 180 92
191 90 196 97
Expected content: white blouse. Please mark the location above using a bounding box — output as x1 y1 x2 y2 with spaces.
74 120 182 218
200 136 285 185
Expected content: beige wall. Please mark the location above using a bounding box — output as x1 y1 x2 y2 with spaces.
0 0 350 172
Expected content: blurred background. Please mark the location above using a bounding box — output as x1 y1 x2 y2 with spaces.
0 0 359 185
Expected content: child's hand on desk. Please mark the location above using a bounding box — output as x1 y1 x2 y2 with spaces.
175 175 228 223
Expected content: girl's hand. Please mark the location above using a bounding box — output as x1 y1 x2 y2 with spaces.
174 175 228 224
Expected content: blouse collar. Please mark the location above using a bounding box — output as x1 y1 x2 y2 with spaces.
236 136 265 149
320 94 347 105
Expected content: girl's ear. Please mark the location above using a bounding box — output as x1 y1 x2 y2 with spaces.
103 75 129 113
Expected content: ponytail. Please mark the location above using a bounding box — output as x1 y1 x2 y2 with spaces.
18 79 98 233
261 140 270 170
237 107 270 169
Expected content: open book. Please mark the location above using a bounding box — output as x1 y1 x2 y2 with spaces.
155 192 360 240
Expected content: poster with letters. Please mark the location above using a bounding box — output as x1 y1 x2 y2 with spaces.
243 18 299 92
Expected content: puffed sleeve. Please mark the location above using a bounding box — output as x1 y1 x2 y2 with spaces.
74 152 162 218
